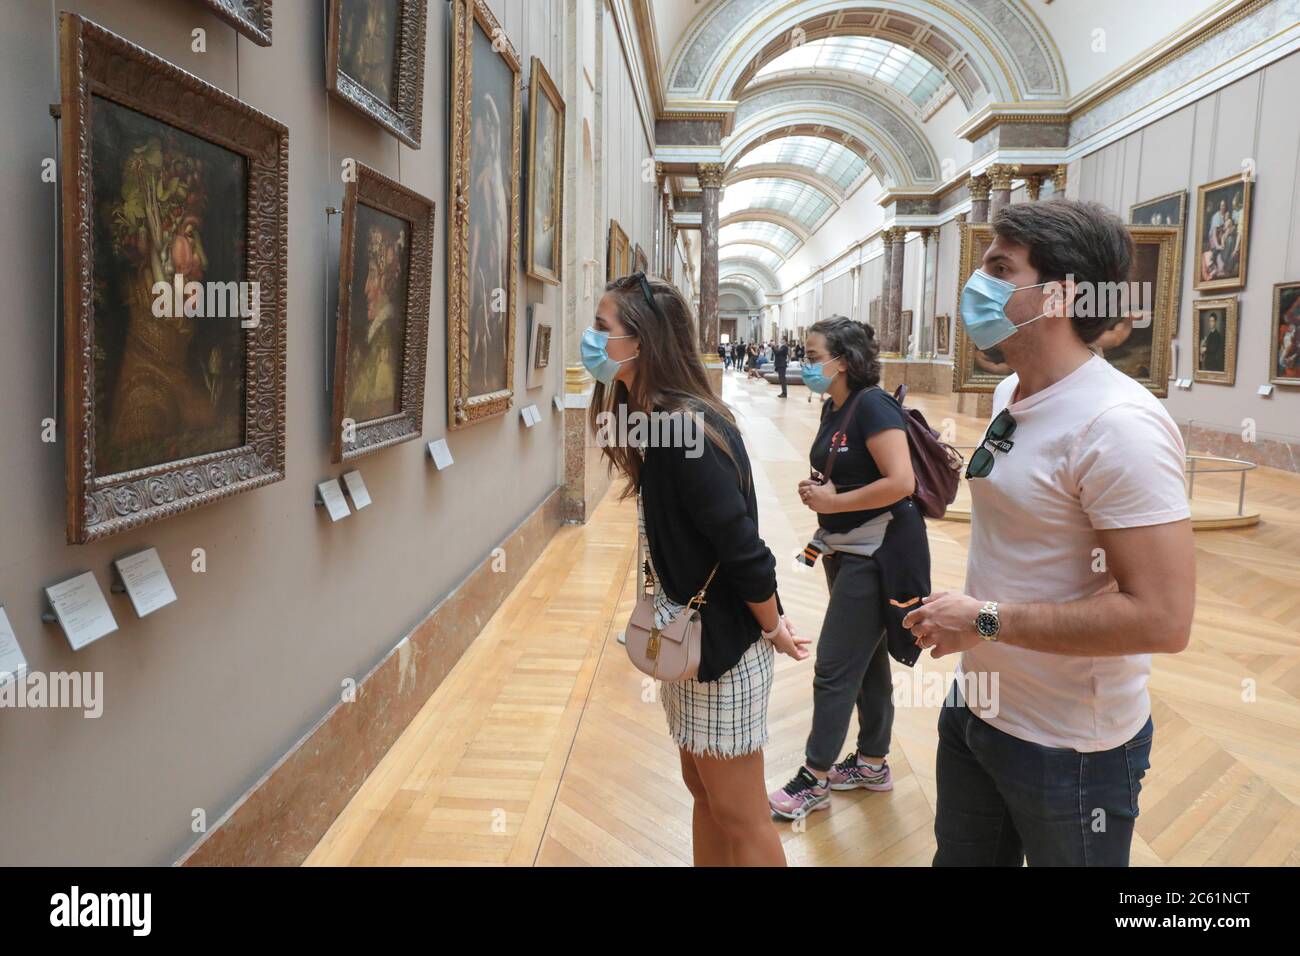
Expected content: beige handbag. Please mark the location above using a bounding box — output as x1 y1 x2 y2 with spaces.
624 559 718 683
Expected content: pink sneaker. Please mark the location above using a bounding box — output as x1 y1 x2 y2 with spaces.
769 767 831 820
826 753 892 791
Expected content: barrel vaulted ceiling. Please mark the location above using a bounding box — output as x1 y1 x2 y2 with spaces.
649 0 1069 283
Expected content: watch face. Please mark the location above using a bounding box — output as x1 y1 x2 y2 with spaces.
976 612 998 638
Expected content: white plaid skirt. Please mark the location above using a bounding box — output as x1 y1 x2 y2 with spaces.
660 637 774 759
639 494 774 759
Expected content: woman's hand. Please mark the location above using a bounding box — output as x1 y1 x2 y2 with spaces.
798 478 837 514
766 616 811 661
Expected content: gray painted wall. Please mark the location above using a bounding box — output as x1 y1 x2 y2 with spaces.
0 0 652 865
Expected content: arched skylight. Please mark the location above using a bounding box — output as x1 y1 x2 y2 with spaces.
721 243 784 271
720 177 834 228
757 36 948 107
734 136 867 191
720 221 800 255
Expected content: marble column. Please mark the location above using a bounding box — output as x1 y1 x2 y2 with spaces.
886 227 907 356
968 173 991 223
988 163 1017 218
697 163 724 355
919 227 938 357
879 232 894 334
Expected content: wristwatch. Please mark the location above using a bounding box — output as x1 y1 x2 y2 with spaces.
975 601 1000 641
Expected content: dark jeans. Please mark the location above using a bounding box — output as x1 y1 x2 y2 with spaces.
776 365 787 395
804 552 893 772
934 690 1154 866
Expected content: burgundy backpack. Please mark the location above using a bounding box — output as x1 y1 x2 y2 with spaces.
891 384 964 519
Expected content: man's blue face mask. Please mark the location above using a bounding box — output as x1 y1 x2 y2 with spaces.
959 269 1053 351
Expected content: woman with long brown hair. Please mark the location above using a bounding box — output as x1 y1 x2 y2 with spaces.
585 272 810 866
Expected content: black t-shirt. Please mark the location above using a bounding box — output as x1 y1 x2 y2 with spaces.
809 387 908 532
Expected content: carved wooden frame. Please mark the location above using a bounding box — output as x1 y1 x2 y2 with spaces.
525 55 564 285
1191 296 1238 386
59 13 288 544
447 0 521 430
326 0 428 148
198 0 273 46
331 163 435 463
607 219 630 281
1193 172 1252 292
1270 281 1300 388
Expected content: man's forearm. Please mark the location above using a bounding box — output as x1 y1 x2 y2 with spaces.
998 590 1188 656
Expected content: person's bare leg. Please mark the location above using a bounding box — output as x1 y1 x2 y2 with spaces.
679 749 731 866
694 748 786 867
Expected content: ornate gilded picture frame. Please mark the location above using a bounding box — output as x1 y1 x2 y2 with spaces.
1270 281 1300 387
1193 172 1252 292
198 0 272 46
326 0 428 148
331 163 435 463
447 0 521 429
607 219 630 281
526 56 564 285
951 223 1008 393
59 13 288 544
1191 296 1238 386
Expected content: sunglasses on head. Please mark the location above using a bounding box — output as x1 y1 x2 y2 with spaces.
616 271 665 325
966 408 1017 479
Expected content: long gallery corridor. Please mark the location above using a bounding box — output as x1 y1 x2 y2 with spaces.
308 373 1300 867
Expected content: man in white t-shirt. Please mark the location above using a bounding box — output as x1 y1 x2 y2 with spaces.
904 198 1195 867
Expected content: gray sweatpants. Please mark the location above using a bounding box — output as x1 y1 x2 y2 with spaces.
805 551 893 772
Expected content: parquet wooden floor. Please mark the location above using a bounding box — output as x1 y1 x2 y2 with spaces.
307 373 1300 867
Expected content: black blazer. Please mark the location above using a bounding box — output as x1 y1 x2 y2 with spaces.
639 404 780 681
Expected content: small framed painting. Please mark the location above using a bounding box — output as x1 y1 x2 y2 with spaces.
1191 297 1237 385
526 56 564 285
526 305 553 390
607 220 630 281
1193 173 1252 292
1271 281 1300 386
934 313 950 355
326 0 428 148
197 0 272 46
331 163 435 462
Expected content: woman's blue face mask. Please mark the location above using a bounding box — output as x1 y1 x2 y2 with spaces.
802 356 840 394
581 326 637 385
959 269 1052 350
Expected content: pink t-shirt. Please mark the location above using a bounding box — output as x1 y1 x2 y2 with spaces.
959 355 1190 752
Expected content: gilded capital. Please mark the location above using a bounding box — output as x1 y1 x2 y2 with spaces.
697 163 726 189
986 163 1019 191
1024 173 1044 201
1052 164 1068 195
968 173 991 202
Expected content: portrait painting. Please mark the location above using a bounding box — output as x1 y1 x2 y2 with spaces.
952 224 1011 392
526 306 553 390
526 56 564 285
934 313 950 355
1191 297 1237 385
1194 173 1252 291
198 0 272 45
1271 281 1300 387
447 0 521 428
331 164 434 462
1091 226 1179 396
60 13 287 544
327 0 428 147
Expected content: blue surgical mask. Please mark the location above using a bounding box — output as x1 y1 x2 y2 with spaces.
581 326 637 385
802 358 839 394
959 269 1052 350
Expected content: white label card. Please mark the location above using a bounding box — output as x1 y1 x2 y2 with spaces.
1258 384 1274 396
342 471 372 510
317 479 351 522
114 548 178 618
553 395 564 413
0 607 28 686
523 405 541 427
428 439 454 470
45 572 118 651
